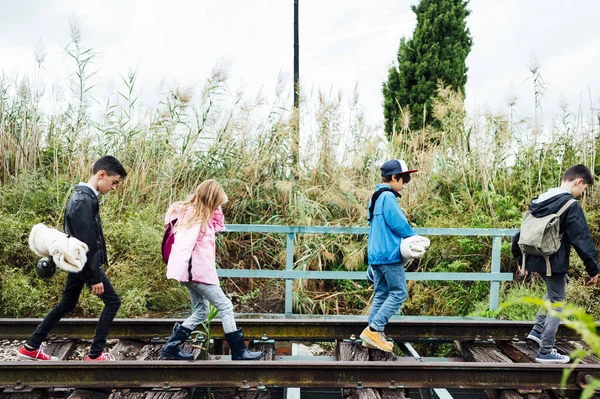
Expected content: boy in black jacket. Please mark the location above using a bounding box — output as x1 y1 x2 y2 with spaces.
19 156 127 361
512 164 599 364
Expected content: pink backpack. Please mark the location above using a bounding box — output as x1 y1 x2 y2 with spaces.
161 219 177 264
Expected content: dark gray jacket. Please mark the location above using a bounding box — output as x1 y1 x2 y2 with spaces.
511 191 599 277
63 185 107 285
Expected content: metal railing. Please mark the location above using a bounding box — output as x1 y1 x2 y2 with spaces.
220 225 519 314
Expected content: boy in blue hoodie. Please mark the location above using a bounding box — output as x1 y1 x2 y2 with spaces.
360 159 417 352
511 164 599 364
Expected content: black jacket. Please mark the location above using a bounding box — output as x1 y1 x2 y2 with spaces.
63 185 108 285
511 192 599 277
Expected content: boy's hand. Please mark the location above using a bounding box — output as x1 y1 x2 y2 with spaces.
91 282 105 295
587 275 598 286
516 263 527 277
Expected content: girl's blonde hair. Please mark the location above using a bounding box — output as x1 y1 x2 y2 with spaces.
168 179 228 230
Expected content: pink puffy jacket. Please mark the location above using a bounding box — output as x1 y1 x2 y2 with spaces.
165 205 225 285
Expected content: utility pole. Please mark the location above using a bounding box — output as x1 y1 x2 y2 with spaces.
293 0 299 109
291 0 300 176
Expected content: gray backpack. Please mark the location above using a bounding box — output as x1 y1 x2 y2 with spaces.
517 199 576 276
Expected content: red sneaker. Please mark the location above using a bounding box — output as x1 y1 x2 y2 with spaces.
84 352 115 361
18 345 58 361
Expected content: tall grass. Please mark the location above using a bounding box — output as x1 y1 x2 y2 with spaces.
1 24 599 317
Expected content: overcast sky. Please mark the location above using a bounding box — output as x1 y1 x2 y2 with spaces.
2 0 600 131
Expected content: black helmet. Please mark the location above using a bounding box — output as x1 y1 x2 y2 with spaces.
36 257 56 279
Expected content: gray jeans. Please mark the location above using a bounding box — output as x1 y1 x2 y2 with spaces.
181 281 237 334
532 273 567 355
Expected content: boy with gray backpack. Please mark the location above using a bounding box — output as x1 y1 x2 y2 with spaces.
511 164 599 364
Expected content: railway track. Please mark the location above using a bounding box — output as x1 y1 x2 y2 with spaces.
1 360 599 390
0 317 588 341
0 317 598 398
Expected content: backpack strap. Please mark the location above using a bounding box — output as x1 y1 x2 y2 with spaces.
556 198 576 217
544 198 576 277
368 187 401 222
518 211 530 275
518 252 526 275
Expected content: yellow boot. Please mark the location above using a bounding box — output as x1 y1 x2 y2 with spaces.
359 327 393 352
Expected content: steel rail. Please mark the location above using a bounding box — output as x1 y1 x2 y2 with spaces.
0 318 588 341
0 361 596 390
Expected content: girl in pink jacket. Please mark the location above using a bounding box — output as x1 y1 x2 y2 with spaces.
161 179 263 361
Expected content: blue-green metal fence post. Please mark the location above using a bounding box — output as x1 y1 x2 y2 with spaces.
285 233 295 315
490 236 502 310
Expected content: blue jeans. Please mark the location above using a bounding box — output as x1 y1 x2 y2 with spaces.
531 273 567 355
368 263 408 331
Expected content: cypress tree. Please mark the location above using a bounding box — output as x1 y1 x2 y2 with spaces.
383 0 472 133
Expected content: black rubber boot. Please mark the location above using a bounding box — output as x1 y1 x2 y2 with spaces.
161 323 194 360
225 328 264 360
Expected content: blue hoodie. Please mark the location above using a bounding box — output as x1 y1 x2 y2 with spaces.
367 184 415 265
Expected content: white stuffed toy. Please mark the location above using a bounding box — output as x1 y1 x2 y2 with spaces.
400 235 431 262
29 223 88 273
